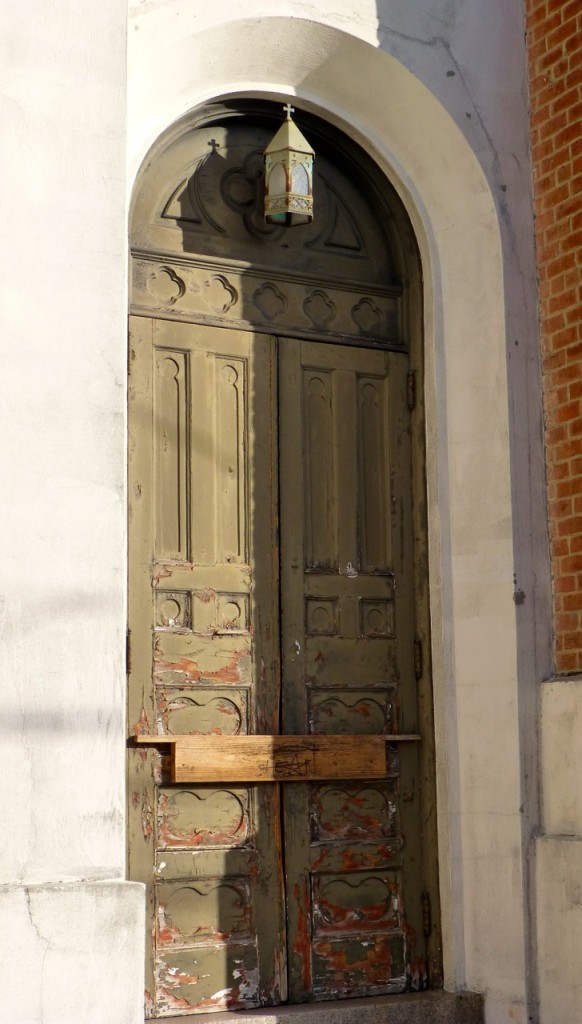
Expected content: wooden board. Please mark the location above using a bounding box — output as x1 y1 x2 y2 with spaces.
134 734 419 783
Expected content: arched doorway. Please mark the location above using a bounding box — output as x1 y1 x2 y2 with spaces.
128 100 440 1017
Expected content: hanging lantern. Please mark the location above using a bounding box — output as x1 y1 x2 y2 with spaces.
264 103 314 226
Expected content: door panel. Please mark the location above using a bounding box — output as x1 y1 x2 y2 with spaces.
128 319 426 1014
128 317 286 1017
279 338 423 1001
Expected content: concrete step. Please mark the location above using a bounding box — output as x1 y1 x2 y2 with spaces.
162 992 484 1024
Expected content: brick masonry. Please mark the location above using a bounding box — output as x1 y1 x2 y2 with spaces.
525 0 582 672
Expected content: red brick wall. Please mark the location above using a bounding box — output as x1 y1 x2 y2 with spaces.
525 0 582 673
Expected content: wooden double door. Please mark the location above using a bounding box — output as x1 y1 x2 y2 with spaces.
128 315 431 1017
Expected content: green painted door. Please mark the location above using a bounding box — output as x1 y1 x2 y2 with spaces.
279 338 424 999
128 317 431 1016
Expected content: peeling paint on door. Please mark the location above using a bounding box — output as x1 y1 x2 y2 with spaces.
128 320 285 1015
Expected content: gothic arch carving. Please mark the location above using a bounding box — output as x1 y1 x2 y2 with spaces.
130 101 419 349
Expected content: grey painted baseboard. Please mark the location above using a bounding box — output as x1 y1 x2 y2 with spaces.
161 992 484 1024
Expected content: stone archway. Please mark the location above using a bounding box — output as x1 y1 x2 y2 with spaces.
127 17 530 1021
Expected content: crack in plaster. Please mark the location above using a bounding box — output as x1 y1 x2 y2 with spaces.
377 21 530 306
24 888 49 1024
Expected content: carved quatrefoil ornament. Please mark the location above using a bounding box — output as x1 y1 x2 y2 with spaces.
253 282 288 321
201 274 238 314
147 266 186 306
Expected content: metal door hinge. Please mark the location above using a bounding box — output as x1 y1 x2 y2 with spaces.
407 370 416 411
422 890 432 938
414 637 423 679
126 629 132 675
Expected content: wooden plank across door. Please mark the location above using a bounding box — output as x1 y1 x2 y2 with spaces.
134 734 420 782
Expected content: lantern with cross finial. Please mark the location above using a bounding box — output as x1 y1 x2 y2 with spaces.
264 103 314 226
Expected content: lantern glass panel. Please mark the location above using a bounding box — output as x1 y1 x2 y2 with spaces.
291 162 309 195
268 161 287 198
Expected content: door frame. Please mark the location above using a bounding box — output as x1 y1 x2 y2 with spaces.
127 97 440 1013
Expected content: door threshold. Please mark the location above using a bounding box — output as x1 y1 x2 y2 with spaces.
158 991 484 1024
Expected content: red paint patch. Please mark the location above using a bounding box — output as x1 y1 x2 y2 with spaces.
153 566 172 584
312 935 398 991
157 986 193 1011
132 706 151 737
156 649 247 684
292 880 312 992
141 790 154 840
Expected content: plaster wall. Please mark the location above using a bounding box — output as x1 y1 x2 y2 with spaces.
541 679 582 836
536 836 582 1024
1 0 127 888
536 680 582 1023
0 882 145 1024
0 0 143 1021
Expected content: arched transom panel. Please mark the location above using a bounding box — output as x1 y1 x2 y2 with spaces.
130 102 415 349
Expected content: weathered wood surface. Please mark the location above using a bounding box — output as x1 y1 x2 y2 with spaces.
128 319 287 1013
134 734 420 783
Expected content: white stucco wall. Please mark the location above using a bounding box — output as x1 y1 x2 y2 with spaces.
0 1 554 1023
1 0 127 888
0 0 144 1021
536 680 582 1024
